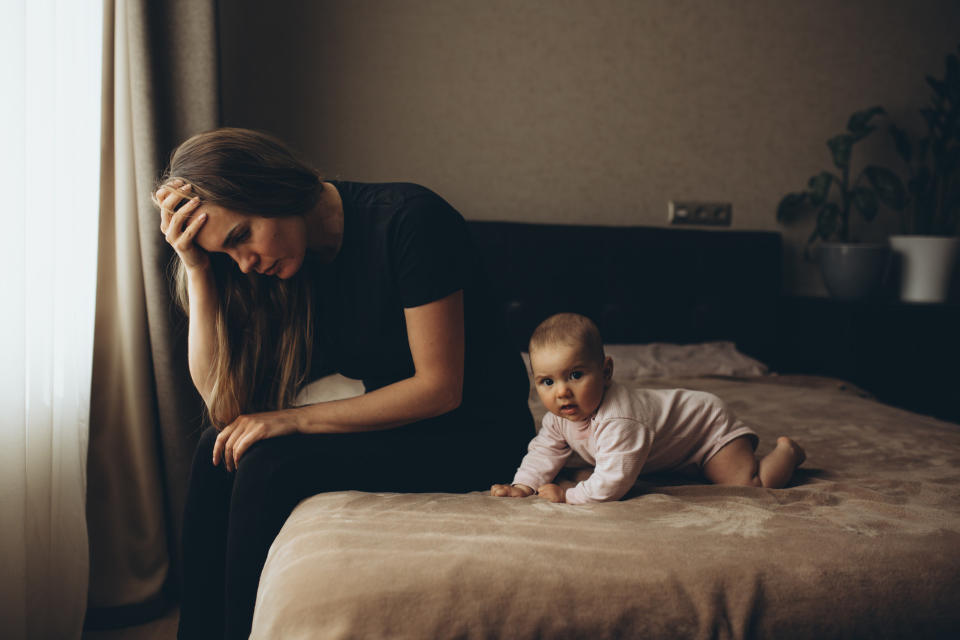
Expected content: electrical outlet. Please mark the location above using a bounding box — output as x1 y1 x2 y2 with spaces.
668 201 733 226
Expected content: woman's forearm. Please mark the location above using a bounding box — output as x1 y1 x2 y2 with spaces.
291 373 462 434
291 292 465 434
185 265 220 403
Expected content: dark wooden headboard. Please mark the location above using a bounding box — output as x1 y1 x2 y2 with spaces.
468 222 783 366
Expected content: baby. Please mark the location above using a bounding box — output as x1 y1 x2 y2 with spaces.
491 313 805 504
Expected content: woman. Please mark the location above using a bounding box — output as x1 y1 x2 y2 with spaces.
154 128 533 639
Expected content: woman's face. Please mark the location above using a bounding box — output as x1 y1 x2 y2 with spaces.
192 203 307 279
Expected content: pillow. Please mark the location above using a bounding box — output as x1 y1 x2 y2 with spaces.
522 341 768 381
294 374 365 406
607 341 768 379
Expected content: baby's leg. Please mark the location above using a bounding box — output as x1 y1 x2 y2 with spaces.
759 437 806 488
703 436 805 489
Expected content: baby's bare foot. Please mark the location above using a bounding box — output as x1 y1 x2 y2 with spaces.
777 436 806 466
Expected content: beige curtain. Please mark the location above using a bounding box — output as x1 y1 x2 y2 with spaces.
86 0 219 624
1 2 103 637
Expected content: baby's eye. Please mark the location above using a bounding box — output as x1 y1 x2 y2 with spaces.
570 371 583 380
540 378 554 387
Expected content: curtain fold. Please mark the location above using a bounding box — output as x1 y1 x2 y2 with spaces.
86 0 170 612
86 0 219 623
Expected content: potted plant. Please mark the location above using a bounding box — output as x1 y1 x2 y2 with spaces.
886 45 960 303
777 106 905 299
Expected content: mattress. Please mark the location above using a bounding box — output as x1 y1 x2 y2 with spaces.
252 369 960 639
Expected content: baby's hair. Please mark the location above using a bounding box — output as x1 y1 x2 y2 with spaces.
528 313 605 364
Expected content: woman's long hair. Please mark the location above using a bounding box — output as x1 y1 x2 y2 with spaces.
155 128 320 428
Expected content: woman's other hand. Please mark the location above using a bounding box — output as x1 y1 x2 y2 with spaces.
490 483 535 498
156 180 210 271
213 409 303 472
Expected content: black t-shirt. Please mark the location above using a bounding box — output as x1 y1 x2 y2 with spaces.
307 181 531 431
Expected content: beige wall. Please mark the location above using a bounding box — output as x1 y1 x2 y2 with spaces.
219 0 959 296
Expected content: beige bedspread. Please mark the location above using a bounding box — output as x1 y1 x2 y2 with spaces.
251 375 960 639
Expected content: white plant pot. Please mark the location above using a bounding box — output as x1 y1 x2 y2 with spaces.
889 235 960 303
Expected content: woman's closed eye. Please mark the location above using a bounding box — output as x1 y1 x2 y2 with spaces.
223 225 251 250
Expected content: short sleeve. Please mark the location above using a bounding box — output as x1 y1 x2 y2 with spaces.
390 192 471 308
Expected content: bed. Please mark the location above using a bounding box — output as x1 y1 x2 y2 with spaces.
249 223 960 639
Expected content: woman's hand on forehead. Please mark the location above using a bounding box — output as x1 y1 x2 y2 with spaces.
157 179 211 271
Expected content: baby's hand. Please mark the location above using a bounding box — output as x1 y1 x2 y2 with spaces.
537 483 566 503
490 483 535 498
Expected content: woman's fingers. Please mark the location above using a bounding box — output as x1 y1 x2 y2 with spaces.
172 211 207 252
212 425 230 467
232 430 258 470
224 432 238 473
213 421 239 471
156 181 210 269
160 187 191 219
162 182 190 203
156 179 186 205
228 423 262 472
164 198 201 244
157 182 191 234
216 419 253 473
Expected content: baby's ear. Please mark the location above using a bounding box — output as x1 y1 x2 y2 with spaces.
603 356 614 386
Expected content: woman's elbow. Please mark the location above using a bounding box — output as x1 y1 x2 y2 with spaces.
440 384 463 414
429 376 463 415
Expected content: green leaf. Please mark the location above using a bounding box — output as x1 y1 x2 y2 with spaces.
816 203 840 240
853 187 879 221
864 165 907 209
776 192 808 222
847 106 885 135
807 172 833 206
889 124 913 165
828 134 854 171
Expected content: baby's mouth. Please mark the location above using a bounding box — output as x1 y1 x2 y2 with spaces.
559 403 578 415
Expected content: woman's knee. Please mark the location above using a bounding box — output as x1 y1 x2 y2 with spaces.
195 425 220 458
231 432 382 499
187 426 227 480
230 434 314 498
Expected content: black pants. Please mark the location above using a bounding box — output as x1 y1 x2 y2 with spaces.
177 408 531 639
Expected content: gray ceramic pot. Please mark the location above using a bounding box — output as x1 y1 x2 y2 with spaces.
817 242 890 300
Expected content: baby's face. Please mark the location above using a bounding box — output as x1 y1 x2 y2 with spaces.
530 343 612 422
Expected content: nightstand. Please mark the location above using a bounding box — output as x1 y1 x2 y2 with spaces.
775 296 960 424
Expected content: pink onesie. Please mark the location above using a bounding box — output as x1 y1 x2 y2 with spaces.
512 382 757 504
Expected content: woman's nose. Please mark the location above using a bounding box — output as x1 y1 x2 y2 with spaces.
234 251 257 274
